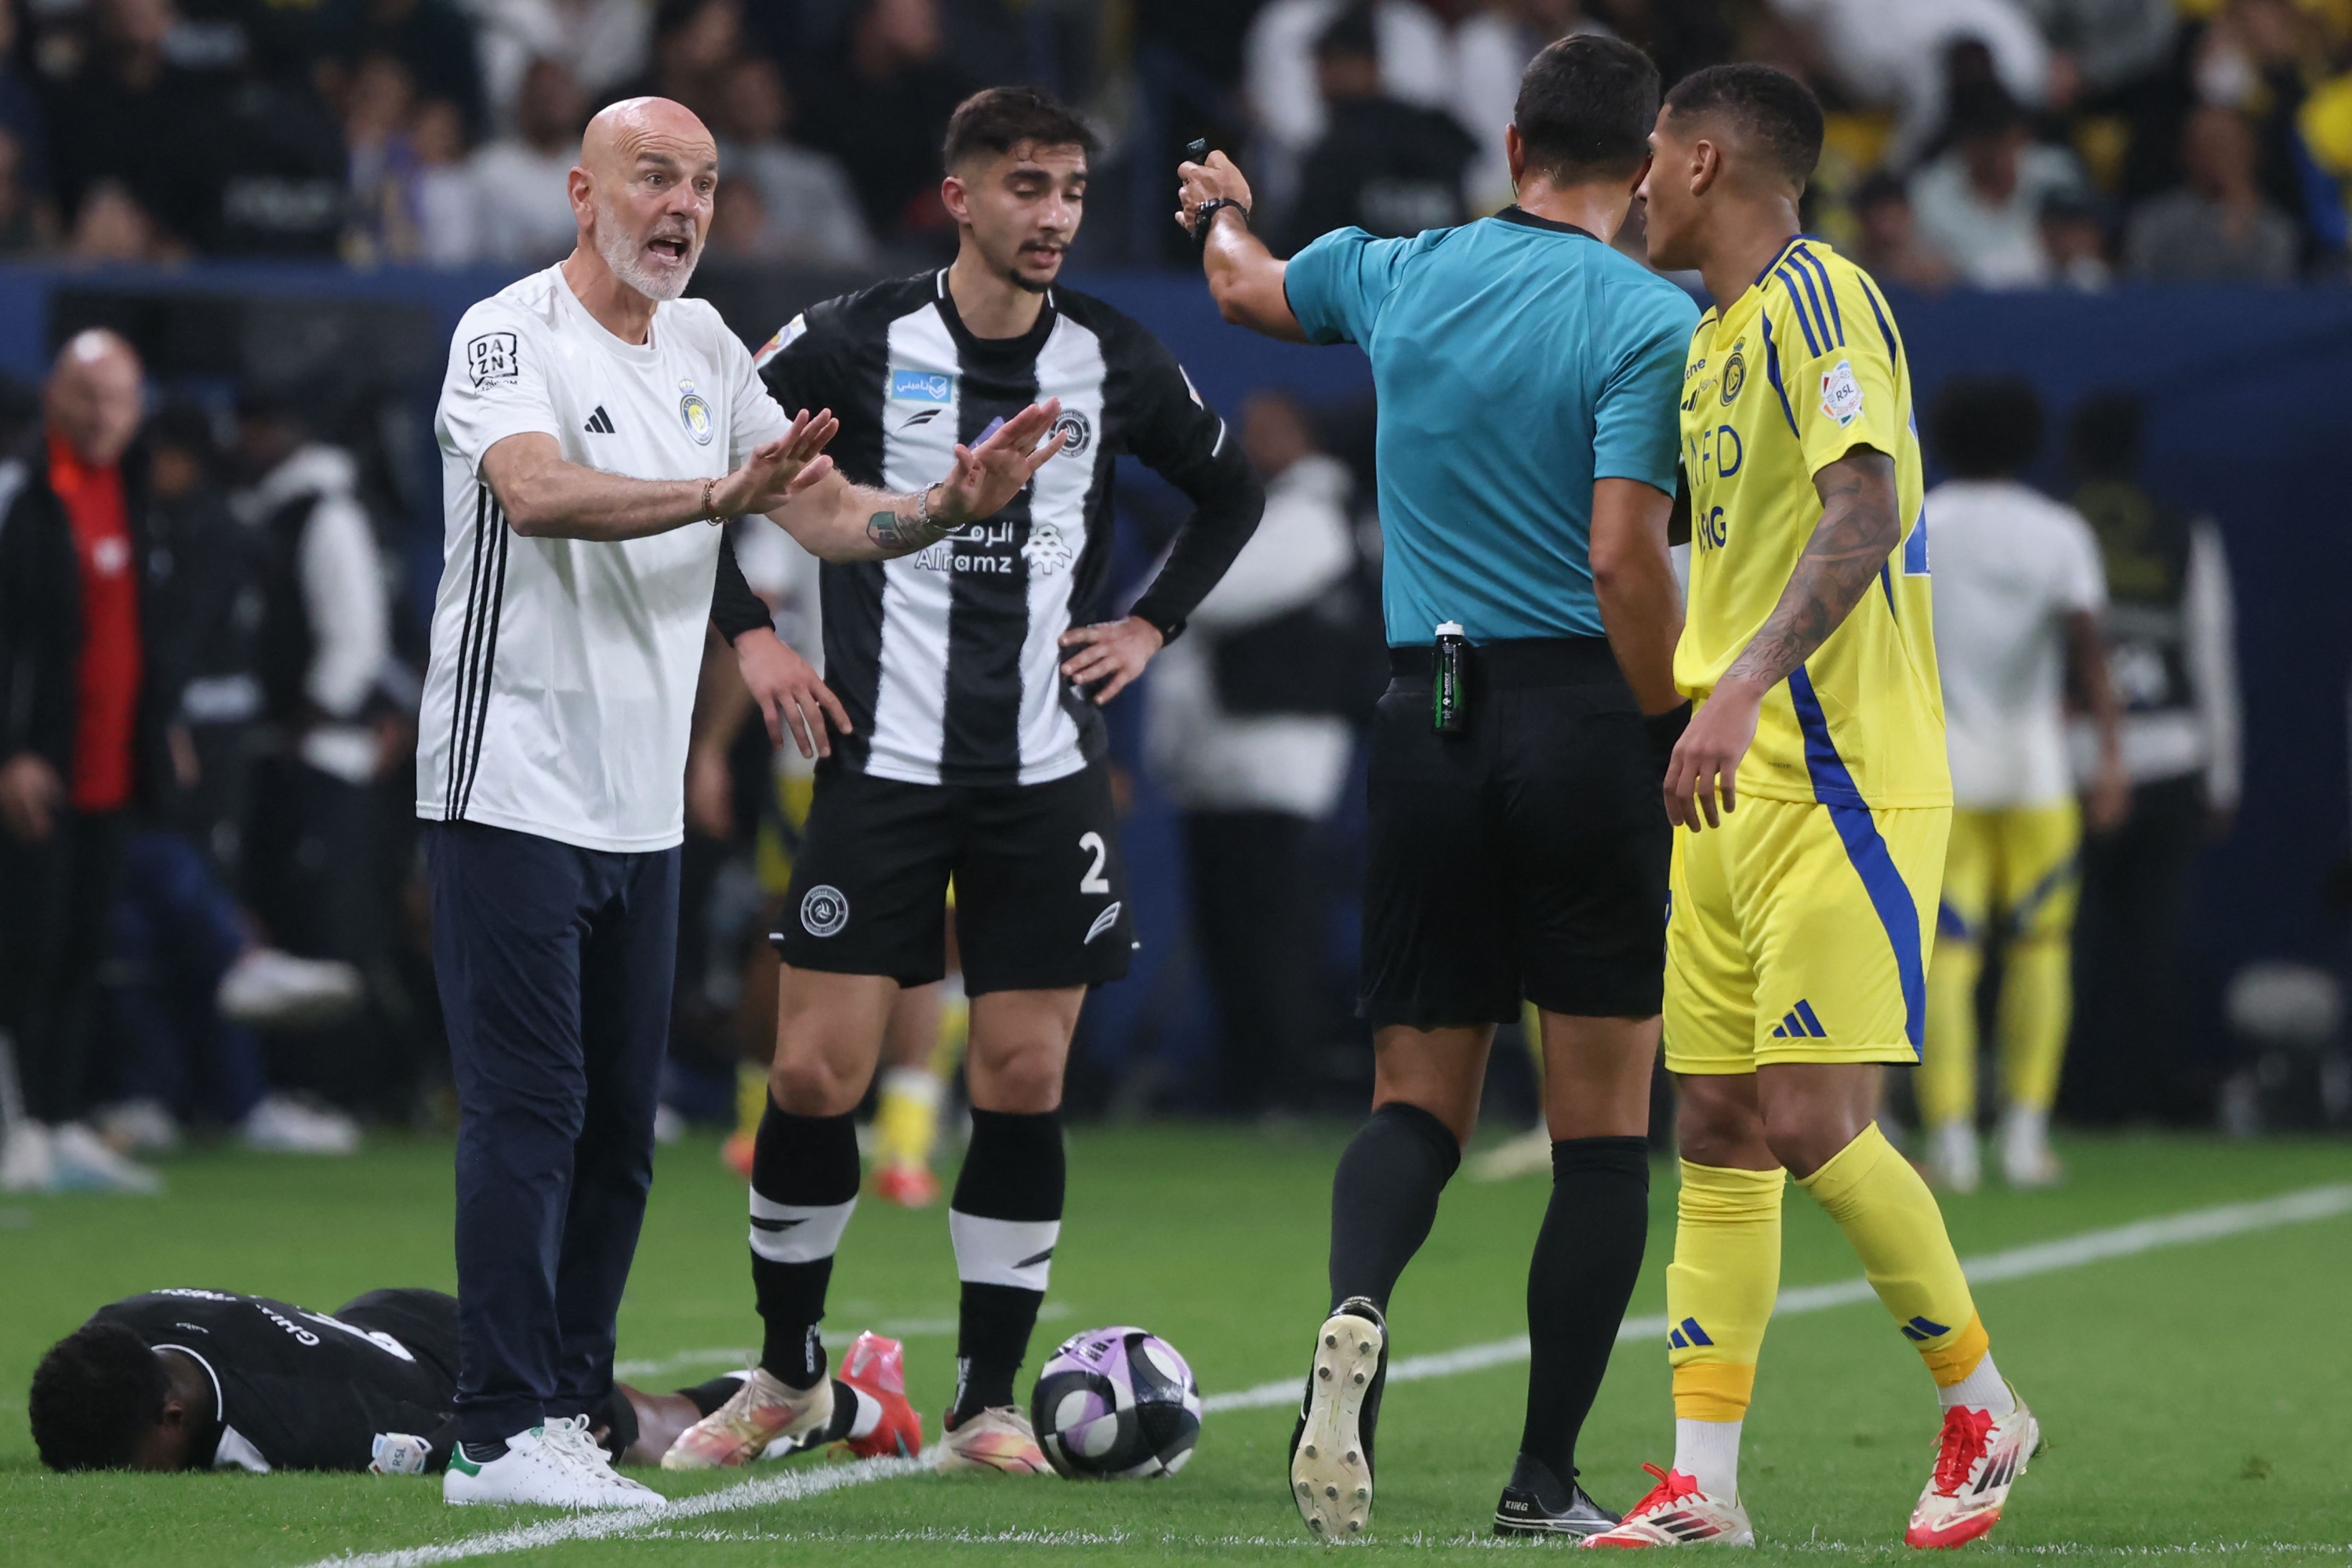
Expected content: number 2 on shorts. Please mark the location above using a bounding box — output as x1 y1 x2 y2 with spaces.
1078 831 1112 894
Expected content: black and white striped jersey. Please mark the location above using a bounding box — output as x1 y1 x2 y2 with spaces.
753 271 1262 789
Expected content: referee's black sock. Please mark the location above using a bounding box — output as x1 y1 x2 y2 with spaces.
948 1108 1065 1423
1519 1136 1650 1482
1327 1101 1461 1311
749 1095 862 1389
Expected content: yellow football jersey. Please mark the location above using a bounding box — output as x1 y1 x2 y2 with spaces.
1675 237 1950 810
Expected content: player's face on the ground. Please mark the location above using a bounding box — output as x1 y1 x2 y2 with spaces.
583 106 718 303
951 141 1087 292
1639 108 1704 272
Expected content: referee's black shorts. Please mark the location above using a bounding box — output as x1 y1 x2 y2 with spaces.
1359 637 1668 1029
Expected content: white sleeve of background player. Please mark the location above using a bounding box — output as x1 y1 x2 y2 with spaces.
2185 521 2241 811
2056 505 2107 615
720 319 793 466
299 492 390 718
438 299 561 477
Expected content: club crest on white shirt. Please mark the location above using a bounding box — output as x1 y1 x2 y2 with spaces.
678 381 715 445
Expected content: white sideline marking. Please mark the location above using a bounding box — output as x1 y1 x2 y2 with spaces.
1200 1181 2352 1413
294 1181 2352 1568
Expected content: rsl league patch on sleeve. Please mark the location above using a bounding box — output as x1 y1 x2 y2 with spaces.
1819 358 1864 427
751 314 808 372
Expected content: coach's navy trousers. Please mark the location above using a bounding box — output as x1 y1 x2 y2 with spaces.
425 821 680 1447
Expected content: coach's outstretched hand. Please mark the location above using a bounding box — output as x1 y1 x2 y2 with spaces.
723 406 842 517
935 398 1067 526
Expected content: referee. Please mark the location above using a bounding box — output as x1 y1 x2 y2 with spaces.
1180 35 1696 1541
417 96 1058 1510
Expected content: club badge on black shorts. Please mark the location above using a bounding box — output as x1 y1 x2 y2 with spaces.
800 884 850 938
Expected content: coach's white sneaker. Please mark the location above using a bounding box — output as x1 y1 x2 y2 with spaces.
541 1414 666 1504
1998 1109 2063 1190
216 948 364 1028
1581 1465 1754 1548
1904 1390 2039 1548
1 1120 54 1193
50 1122 163 1194
444 1420 663 1508
1925 1120 1980 1195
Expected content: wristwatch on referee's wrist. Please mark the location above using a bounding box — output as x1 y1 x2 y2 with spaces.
1192 198 1249 249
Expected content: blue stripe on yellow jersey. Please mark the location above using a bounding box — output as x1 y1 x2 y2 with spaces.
1674 237 1950 810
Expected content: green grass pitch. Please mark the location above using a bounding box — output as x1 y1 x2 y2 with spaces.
2 1126 2347 1566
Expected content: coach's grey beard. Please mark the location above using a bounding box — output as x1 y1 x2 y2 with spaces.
597 199 699 303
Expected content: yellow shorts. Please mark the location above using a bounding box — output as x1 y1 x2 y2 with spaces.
1665 796 1949 1073
1938 802 2079 945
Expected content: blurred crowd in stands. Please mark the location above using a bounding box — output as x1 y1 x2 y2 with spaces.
0 0 2348 281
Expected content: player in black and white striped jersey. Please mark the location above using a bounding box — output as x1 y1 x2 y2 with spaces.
665 88 1263 1478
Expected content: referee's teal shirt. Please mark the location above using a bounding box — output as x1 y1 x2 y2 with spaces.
1283 207 1697 646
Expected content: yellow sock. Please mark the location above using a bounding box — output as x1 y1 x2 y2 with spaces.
1795 1123 1989 1387
929 977 970 1083
1919 930 1982 1128
874 1067 944 1169
1667 1161 1786 1421
1996 934 2070 1113
734 1062 768 1145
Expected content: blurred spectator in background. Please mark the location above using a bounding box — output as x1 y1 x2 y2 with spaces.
1770 0 2054 165
1281 4 1475 253
2125 104 2299 283
469 56 586 264
1910 80 2087 288
228 387 396 1081
63 177 170 262
1146 391 1364 1118
410 98 477 265
342 52 424 264
800 0 971 246
320 0 484 141
711 56 875 267
2061 392 2241 1125
0 330 165 1195
628 0 743 129
2038 188 2113 289
0 124 51 252
1917 376 2125 1195
42 0 216 251
473 0 648 134
0 0 50 209
1849 171 1958 292
1245 0 1452 178
1453 0 1610 213
2021 0 2177 103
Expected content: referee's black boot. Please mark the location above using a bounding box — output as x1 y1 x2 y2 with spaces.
1289 1296 1386 1541
1493 1451 1619 1538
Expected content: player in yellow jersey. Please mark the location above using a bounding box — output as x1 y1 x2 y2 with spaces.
1584 67 2040 1552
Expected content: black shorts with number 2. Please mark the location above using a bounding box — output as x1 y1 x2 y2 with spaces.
771 760 1134 995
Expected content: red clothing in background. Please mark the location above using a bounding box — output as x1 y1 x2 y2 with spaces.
49 432 141 812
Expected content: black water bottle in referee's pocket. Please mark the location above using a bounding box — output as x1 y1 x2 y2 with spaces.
1432 621 1468 735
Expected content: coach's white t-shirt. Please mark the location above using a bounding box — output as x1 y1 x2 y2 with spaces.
1926 477 2107 810
416 264 792 851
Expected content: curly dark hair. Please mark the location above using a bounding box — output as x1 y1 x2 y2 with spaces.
29 1323 171 1472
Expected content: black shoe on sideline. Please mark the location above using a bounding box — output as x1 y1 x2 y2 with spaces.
1494 1451 1619 1538
1288 1296 1387 1541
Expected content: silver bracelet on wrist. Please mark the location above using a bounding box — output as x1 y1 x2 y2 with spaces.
916 483 937 532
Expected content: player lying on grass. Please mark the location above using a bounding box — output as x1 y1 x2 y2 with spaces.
28 1287 916 1486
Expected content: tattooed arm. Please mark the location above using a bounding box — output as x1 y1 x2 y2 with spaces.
1663 448 1901 829
764 398 1067 563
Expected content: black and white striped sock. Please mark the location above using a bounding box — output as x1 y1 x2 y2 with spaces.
749 1096 860 1388
948 1108 1064 1421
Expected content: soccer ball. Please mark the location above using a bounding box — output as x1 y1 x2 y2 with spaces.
1030 1326 1203 1479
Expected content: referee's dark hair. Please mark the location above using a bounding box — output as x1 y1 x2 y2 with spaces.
1662 63 1824 187
942 85 1100 171
1513 34 1661 183
1931 375 2042 481
29 1322 169 1471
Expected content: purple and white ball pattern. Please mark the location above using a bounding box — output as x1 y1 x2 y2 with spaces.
1029 1326 1203 1479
